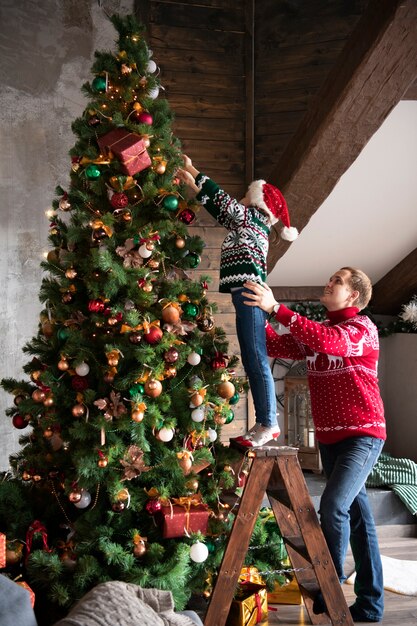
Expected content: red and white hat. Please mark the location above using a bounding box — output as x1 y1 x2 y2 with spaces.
245 180 298 241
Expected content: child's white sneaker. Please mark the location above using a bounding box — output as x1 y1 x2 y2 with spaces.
240 425 280 448
234 423 263 442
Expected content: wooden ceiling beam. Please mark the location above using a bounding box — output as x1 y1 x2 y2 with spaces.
271 286 323 303
371 248 417 315
266 0 417 271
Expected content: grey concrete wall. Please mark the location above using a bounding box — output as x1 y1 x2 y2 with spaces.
0 0 134 470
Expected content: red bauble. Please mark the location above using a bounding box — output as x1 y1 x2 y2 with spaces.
145 499 162 515
136 111 153 125
71 375 90 391
211 352 227 369
178 209 195 225
88 299 105 313
110 192 129 209
12 414 28 429
164 347 179 363
143 326 163 345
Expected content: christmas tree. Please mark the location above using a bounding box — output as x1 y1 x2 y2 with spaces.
0 14 287 623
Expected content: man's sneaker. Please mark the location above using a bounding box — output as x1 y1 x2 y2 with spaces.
240 426 280 448
233 423 263 442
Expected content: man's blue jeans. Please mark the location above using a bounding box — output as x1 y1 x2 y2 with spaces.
319 436 385 621
231 288 277 428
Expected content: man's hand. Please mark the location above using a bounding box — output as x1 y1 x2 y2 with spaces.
242 281 278 315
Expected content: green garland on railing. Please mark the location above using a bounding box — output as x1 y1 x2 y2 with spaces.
288 302 417 337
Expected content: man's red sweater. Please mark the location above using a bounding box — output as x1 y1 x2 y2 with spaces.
266 305 386 444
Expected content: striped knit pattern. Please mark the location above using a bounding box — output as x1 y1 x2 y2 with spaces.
195 173 270 293
366 453 417 515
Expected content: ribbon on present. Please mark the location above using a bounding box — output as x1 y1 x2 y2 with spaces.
239 566 265 586
25 520 52 563
80 155 111 166
171 494 207 533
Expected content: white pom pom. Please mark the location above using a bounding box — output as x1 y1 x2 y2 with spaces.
190 541 209 563
280 226 298 241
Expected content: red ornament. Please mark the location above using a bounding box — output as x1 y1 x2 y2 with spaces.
88 299 106 313
164 347 179 364
211 351 227 370
136 111 153 125
110 192 129 209
143 326 163 345
178 209 195 225
12 414 28 429
71 375 90 391
145 499 162 515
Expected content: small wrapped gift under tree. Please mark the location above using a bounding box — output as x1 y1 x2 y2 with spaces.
226 581 268 626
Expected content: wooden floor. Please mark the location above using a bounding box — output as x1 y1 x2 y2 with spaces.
266 532 417 625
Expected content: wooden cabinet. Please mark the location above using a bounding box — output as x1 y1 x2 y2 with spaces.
284 376 322 472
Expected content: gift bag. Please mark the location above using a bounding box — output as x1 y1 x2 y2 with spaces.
268 577 302 605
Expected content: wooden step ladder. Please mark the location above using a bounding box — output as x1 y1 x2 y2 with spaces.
204 445 353 626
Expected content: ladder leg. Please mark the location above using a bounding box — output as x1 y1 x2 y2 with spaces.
274 455 353 626
204 456 274 626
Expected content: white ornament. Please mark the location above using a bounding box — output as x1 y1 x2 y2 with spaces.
73 489 91 509
75 362 90 376
191 407 205 423
187 352 201 366
139 244 152 258
158 427 174 442
207 428 218 442
190 541 209 563
147 59 157 73
147 86 159 99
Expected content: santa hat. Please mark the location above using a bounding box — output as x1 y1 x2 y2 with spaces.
245 179 298 241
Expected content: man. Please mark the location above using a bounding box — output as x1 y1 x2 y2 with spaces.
243 268 385 623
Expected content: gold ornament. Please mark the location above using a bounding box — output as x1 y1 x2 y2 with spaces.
43 427 53 439
69 490 82 503
175 237 186 249
190 393 204 407
98 456 108 468
32 389 46 403
72 403 85 418
106 350 121 367
65 268 77 279
161 303 181 325
216 381 236 400
185 477 199 492
58 357 69 371
144 379 163 398
43 395 54 407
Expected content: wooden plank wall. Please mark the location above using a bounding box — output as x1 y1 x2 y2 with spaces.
138 0 251 438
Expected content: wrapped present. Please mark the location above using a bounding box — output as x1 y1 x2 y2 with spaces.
227 582 268 626
0 532 5 568
239 566 265 586
158 496 210 539
16 580 35 607
268 577 302 605
97 129 151 176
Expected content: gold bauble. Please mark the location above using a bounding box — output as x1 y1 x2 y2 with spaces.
43 427 54 439
214 413 227 425
133 541 147 557
58 358 69 371
98 457 108 468
185 478 199 492
22 471 31 481
190 393 204 407
32 389 46 403
69 490 82 503
72 403 85 418
147 259 159 269
144 379 163 398
43 395 54 407
179 456 193 474
175 237 186 249
161 305 181 325
155 162 166 174
216 381 236 400
142 283 153 293
131 409 145 422
30 370 42 382
32 474 42 482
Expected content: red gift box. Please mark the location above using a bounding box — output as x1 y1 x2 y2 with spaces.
98 129 151 176
158 497 210 539
16 581 35 607
0 532 5 568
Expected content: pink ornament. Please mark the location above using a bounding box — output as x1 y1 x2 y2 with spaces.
145 499 162 515
136 112 153 125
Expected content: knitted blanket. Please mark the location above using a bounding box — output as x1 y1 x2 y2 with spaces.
53 582 200 626
366 453 417 515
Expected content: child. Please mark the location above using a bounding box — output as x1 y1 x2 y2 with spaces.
177 155 298 447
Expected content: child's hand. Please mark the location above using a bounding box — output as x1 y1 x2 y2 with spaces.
177 168 199 193
182 154 193 169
